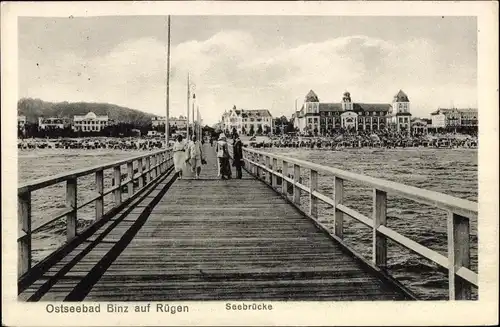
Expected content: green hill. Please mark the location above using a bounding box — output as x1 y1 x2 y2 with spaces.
17 98 155 125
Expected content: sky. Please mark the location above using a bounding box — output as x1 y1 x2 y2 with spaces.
18 16 477 125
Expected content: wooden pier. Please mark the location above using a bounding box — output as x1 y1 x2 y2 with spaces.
17 144 478 301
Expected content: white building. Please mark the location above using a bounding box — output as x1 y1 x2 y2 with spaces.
391 90 412 133
221 106 273 136
172 116 188 129
151 116 165 127
38 117 67 130
430 108 478 129
293 90 398 135
431 111 446 128
72 112 109 132
151 116 188 129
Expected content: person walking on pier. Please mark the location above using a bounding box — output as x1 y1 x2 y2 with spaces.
216 133 231 179
186 135 205 179
232 136 243 179
173 134 187 179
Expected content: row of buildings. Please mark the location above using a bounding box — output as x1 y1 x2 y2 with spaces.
217 89 477 136
18 112 195 134
18 112 112 132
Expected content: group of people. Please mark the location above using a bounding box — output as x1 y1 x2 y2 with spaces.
172 133 244 180
172 134 205 179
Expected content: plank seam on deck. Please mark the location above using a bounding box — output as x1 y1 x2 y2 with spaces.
239 159 417 300
23 165 175 300
63 166 177 301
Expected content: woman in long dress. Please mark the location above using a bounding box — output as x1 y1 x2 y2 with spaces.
172 134 186 179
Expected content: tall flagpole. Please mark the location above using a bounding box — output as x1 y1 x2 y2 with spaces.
165 15 171 147
187 74 190 139
197 106 200 140
192 93 196 139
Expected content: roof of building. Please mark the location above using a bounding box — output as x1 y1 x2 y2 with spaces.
318 103 343 111
431 108 477 115
245 109 272 117
85 112 97 119
225 108 273 119
316 103 392 112
354 103 392 112
457 108 478 113
393 90 410 102
305 90 319 102
74 111 107 119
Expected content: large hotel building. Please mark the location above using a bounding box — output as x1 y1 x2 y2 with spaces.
221 106 273 135
72 112 109 132
293 90 412 135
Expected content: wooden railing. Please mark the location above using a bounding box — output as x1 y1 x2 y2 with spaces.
238 146 478 300
17 148 173 278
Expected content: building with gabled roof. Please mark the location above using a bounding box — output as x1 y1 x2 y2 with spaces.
293 90 411 135
221 105 273 136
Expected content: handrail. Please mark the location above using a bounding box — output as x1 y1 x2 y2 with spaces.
243 147 477 219
238 145 478 300
18 148 169 194
17 147 173 279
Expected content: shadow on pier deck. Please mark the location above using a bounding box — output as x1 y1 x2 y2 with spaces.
18 145 413 301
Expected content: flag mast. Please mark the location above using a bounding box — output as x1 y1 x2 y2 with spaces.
165 15 171 147
192 93 196 139
187 73 190 140
197 106 201 140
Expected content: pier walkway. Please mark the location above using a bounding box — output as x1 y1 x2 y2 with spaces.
17 144 478 301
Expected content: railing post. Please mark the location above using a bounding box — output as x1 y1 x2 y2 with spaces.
255 154 260 179
447 212 471 300
333 176 344 238
18 191 31 277
127 161 134 198
310 169 318 218
145 157 151 184
113 166 122 206
265 156 270 184
95 170 104 220
252 153 257 176
138 158 144 188
281 160 288 196
272 158 278 188
158 153 163 174
66 177 77 241
156 154 160 176
293 164 301 205
373 189 387 268
164 152 167 171
151 155 156 179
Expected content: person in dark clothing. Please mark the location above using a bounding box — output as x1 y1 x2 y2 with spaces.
232 136 243 179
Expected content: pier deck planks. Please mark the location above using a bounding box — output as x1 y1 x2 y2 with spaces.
20 144 409 301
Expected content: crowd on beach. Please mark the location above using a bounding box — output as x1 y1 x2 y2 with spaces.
17 137 165 150
252 130 478 149
17 129 477 152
